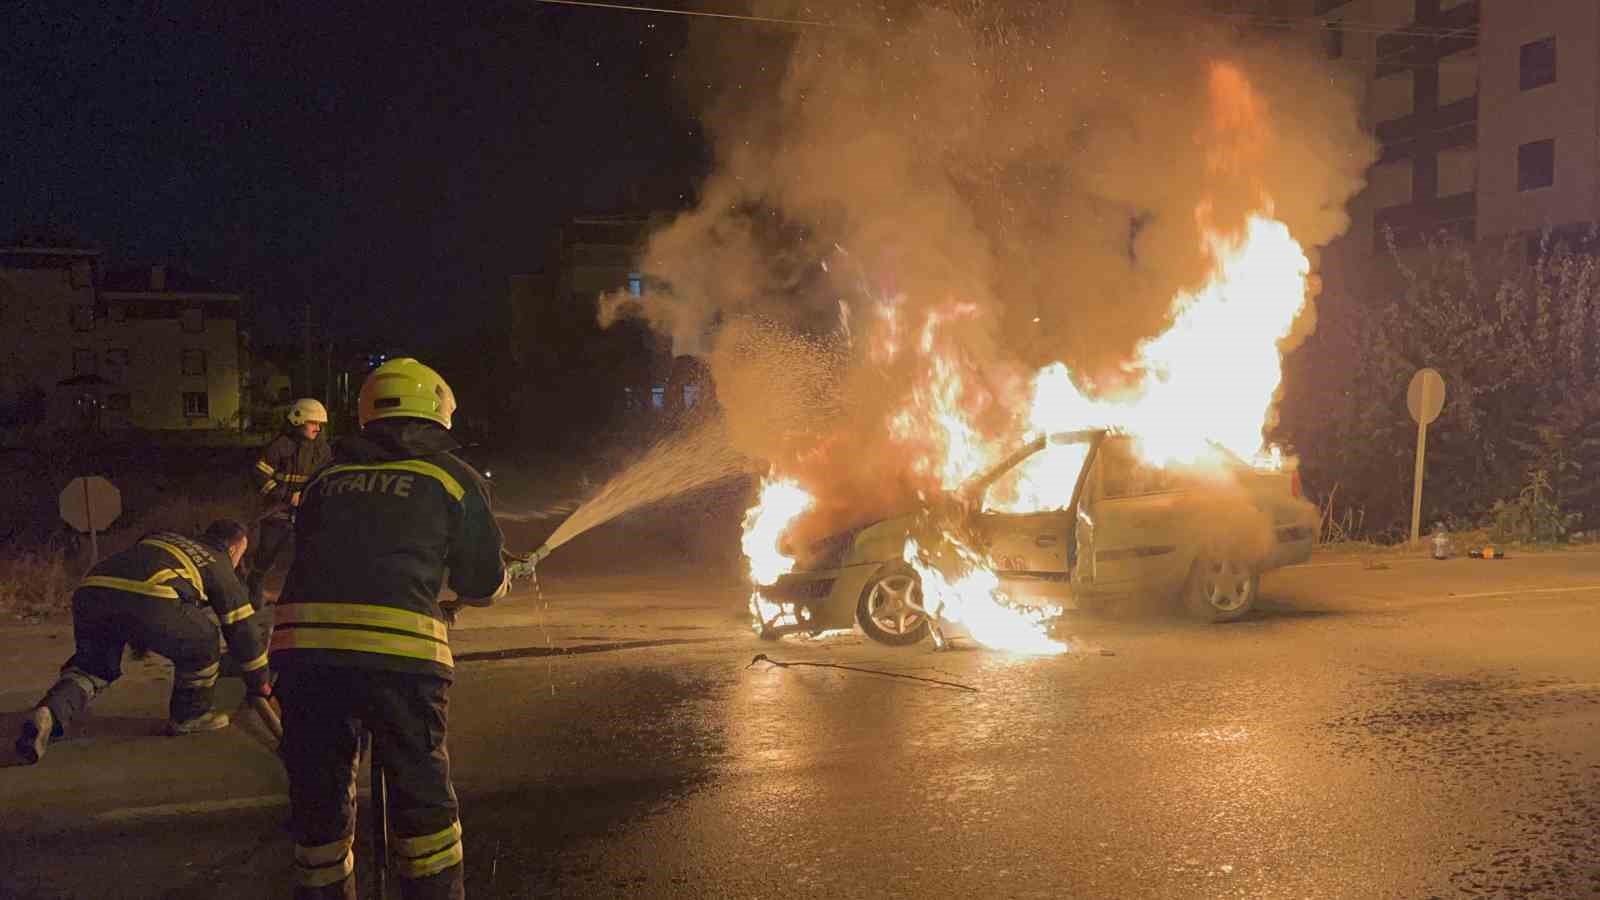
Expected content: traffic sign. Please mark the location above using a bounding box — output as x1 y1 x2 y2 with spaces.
59 475 121 566
60 476 120 532
1407 367 1446 425
1405 368 1446 544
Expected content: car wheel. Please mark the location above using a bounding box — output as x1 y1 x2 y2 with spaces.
856 564 932 646
1181 556 1259 623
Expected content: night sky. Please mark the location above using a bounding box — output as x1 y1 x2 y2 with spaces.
2 1 710 346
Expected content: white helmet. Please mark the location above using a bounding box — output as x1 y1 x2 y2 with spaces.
287 398 328 426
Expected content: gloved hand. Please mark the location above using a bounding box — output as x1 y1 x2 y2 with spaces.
439 599 463 625
244 668 274 699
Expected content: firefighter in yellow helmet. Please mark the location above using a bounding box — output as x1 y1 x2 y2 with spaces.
271 359 506 899
248 398 332 609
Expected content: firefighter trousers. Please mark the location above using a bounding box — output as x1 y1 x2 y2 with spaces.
277 666 463 900
246 516 295 607
36 588 223 733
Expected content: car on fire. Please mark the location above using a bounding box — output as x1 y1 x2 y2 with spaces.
753 429 1318 645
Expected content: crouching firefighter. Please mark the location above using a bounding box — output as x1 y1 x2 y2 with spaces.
271 358 508 899
248 397 333 608
15 520 272 765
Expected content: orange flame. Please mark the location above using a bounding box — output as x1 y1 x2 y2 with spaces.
741 61 1311 653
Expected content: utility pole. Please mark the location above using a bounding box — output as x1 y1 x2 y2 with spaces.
325 338 334 413
302 302 313 397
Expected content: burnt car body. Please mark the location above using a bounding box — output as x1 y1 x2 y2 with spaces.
754 429 1318 645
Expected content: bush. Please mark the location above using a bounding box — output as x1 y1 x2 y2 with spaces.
1491 468 1580 544
1278 229 1600 541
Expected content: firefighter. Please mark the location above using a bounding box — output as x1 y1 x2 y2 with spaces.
15 520 272 765
272 358 507 899
248 397 333 608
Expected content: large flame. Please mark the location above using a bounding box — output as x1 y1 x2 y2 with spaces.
903 537 1067 655
738 61 1311 654
742 476 814 635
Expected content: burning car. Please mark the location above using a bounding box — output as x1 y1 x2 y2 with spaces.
752 428 1317 645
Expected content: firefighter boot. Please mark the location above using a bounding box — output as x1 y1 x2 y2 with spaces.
166 710 231 736
14 706 54 765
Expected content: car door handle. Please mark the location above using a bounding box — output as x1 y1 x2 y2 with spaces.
1035 534 1059 547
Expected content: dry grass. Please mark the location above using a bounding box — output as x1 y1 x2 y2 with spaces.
0 543 77 621
0 483 257 622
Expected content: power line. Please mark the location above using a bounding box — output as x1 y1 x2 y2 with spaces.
531 0 847 27
537 0 1479 39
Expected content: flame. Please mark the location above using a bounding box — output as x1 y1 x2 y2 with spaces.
1105 214 1310 467
741 476 814 635
884 302 1005 491
902 537 1067 655
740 61 1310 653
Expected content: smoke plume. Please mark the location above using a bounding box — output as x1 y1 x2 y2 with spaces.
608 0 1375 545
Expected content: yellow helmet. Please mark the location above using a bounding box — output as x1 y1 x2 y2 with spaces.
358 358 456 429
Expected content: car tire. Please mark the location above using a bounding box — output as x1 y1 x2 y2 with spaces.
1181 556 1258 623
856 564 932 646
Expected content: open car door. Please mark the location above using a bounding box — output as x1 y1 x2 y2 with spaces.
966 430 1101 610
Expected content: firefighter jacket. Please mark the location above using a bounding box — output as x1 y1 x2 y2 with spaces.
81 531 272 691
270 419 507 680
253 430 333 521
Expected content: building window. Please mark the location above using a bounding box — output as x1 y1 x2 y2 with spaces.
1370 71 1414 124
1520 37 1556 91
71 305 95 331
183 391 209 418
73 348 96 375
1518 139 1555 192
1438 49 1478 106
1323 21 1343 59
105 393 131 412
106 348 130 367
181 306 204 333
181 349 207 375
1437 147 1476 197
1368 159 1413 208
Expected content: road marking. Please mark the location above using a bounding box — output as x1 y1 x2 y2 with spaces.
1448 584 1600 600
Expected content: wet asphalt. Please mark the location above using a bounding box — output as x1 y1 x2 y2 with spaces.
4 552 1600 898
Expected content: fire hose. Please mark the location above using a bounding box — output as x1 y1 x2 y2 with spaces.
438 544 551 625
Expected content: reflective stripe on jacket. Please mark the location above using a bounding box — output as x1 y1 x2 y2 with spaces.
253 431 332 520
271 421 505 679
75 532 272 681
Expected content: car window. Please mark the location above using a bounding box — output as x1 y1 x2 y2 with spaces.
982 441 1090 513
1099 437 1177 499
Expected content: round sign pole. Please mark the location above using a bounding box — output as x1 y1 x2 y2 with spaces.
1406 368 1447 546
1410 412 1428 545
82 477 99 566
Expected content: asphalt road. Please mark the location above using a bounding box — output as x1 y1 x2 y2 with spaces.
3 550 1600 899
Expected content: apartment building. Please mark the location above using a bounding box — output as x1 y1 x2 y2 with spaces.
1295 0 1600 249
0 251 245 436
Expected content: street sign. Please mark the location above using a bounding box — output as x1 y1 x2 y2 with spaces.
1405 368 1447 544
1407 367 1446 424
59 475 121 566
